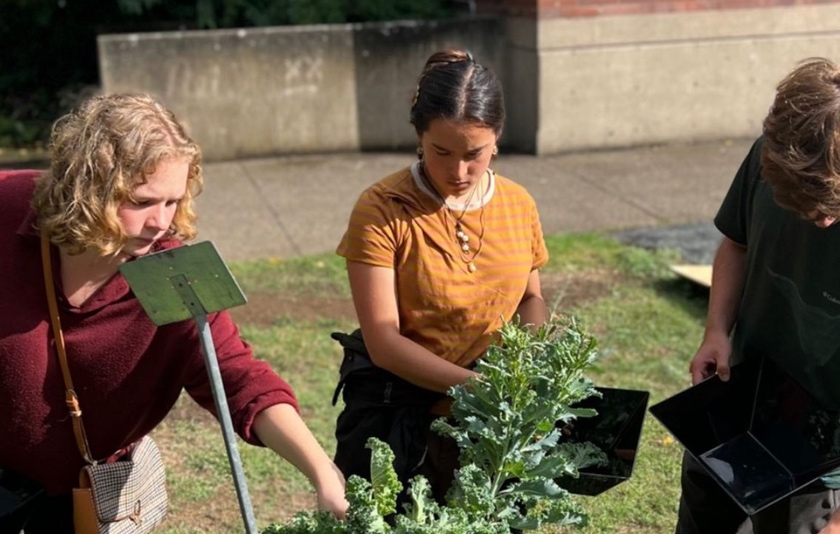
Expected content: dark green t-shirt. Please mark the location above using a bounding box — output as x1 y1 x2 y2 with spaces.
716 137 840 486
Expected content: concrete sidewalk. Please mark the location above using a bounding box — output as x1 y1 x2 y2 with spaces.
195 137 755 263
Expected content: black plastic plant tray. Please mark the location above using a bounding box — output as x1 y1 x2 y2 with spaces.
558 386 650 496
649 357 840 515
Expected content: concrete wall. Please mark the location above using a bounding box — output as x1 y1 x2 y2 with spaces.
99 5 840 159
100 26 356 160
502 19 540 152
352 21 506 150
532 4 840 153
98 18 503 161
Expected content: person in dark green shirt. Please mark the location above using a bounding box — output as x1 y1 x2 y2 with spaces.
676 57 840 534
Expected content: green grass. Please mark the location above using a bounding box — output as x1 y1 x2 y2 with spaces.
229 253 350 297
154 230 710 533
546 246 706 533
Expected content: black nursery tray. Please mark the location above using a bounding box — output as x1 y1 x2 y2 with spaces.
557 387 650 496
649 357 840 515
0 469 43 531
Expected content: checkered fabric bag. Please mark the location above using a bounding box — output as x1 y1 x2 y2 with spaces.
40 233 169 534
72 436 168 534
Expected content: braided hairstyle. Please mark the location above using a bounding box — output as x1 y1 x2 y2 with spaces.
409 50 505 141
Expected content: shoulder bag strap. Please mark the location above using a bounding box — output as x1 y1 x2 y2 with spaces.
40 230 96 465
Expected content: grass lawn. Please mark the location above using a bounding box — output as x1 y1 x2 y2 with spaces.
150 231 711 533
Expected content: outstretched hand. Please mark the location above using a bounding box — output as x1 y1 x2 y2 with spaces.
315 461 349 520
689 331 732 385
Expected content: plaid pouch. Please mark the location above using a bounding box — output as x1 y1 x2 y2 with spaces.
72 436 168 534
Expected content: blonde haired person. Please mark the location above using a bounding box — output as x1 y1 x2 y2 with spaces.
0 93 347 534
332 50 549 504
677 58 840 534
33 93 204 256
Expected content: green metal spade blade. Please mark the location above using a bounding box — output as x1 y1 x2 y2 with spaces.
119 241 246 325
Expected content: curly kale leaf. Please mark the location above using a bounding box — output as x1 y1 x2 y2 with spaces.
260 509 344 534
268 446 402 534
447 464 496 520
367 437 402 518
395 472 509 534
342 475 387 533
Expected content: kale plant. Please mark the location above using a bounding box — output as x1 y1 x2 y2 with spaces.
434 319 607 530
262 319 606 533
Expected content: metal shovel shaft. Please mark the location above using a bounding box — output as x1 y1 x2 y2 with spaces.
196 314 258 534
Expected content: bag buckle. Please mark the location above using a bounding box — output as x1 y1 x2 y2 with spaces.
129 500 143 526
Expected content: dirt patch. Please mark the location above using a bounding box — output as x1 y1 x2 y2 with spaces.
226 270 618 328
540 269 619 313
228 292 357 326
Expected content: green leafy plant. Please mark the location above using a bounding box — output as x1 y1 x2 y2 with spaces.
263 319 606 533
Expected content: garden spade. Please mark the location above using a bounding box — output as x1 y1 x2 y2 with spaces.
120 241 257 534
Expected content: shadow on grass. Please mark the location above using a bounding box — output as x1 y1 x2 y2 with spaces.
650 276 710 320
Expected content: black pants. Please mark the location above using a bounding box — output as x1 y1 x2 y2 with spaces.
417 424 461 505
675 451 839 534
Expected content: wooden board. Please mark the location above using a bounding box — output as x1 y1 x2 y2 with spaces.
670 264 712 288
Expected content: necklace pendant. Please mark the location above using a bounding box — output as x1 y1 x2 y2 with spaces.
468 262 477 273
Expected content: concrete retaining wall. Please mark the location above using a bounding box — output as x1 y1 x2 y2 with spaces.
99 7 840 159
99 18 503 161
531 4 840 153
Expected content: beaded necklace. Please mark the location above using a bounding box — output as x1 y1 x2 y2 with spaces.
420 163 487 273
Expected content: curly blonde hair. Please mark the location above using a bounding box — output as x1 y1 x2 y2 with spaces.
32 93 203 256
762 57 840 219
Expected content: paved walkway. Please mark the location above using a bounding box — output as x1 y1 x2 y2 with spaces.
195 137 754 262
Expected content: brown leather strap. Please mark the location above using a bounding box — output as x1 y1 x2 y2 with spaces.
40 230 96 465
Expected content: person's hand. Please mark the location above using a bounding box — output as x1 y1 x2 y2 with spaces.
819 507 840 533
689 330 732 385
315 461 349 520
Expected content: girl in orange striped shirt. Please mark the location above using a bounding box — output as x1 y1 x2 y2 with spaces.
334 49 549 505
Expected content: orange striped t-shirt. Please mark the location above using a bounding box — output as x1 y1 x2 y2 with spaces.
336 162 549 369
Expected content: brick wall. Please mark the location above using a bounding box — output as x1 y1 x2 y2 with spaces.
475 0 840 18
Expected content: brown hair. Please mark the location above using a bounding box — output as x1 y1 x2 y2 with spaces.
409 49 505 138
33 93 203 256
761 57 840 219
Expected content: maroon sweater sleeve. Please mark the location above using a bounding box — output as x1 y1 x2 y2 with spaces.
181 310 299 446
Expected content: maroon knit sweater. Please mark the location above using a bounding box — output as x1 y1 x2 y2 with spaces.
0 170 298 495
